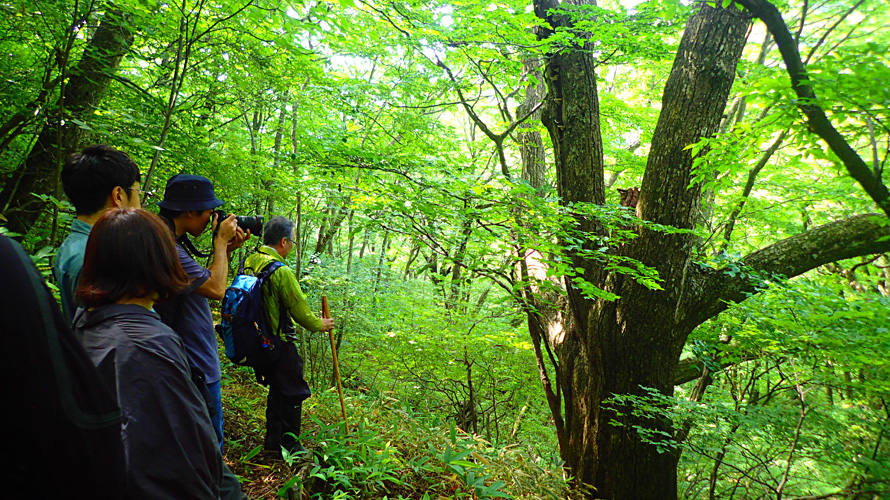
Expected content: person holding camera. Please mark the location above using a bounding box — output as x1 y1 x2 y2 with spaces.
155 174 249 452
243 216 334 456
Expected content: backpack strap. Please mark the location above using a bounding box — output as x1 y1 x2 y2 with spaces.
255 260 285 335
176 234 212 259
257 260 284 280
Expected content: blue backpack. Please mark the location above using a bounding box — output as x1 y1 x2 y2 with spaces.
218 260 283 367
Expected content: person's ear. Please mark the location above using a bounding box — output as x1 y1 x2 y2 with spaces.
109 186 127 207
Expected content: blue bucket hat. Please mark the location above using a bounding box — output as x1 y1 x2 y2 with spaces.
156 174 224 211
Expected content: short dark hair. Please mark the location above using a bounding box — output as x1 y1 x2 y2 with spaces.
61 145 141 215
263 216 295 246
157 207 181 231
76 208 190 308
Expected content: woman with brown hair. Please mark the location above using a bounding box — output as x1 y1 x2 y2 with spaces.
73 208 244 500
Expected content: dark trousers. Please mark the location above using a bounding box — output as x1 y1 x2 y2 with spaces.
190 369 224 453
221 463 246 500
264 388 303 452
260 342 311 453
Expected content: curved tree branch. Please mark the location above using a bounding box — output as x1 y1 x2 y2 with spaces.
690 214 890 328
733 0 890 217
793 0 806 45
435 57 543 179
803 0 865 65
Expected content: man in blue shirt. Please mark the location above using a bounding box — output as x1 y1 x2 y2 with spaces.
54 145 142 320
154 174 249 452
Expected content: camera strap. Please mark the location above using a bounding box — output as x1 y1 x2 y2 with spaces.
176 234 212 259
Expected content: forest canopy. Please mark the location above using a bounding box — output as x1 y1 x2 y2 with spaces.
1 0 889 498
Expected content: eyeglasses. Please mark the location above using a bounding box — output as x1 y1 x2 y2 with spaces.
285 238 297 245
128 187 156 202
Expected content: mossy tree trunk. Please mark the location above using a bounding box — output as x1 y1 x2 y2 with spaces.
0 9 134 235
531 2 890 499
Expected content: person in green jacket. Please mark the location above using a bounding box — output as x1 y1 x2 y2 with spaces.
243 215 334 456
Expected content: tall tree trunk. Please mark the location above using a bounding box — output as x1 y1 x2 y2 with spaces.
535 0 606 339
447 210 474 309
294 190 302 277
534 3 750 498
403 241 420 279
373 229 390 293
533 0 607 488
0 9 134 235
359 229 370 259
517 53 547 194
346 209 356 274
315 205 349 255
50 2 86 248
534 2 890 494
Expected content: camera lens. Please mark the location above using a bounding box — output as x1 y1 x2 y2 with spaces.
236 215 263 235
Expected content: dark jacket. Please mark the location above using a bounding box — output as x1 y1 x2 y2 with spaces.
1 235 126 499
74 304 223 499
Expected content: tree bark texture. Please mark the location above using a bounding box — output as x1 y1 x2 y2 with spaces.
532 1 890 497
534 4 607 463
315 205 349 255
535 0 606 338
534 3 751 498
593 7 749 498
517 54 547 193
0 10 134 235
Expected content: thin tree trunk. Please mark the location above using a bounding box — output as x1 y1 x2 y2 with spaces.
373 230 390 293
359 229 370 259
143 3 191 193
403 242 420 279
294 191 302 277
50 1 84 248
268 101 288 216
719 129 789 252
346 210 356 274
315 206 349 255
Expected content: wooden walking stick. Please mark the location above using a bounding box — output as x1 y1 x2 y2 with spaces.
322 295 350 434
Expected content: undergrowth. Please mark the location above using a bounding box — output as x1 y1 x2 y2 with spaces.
222 361 567 499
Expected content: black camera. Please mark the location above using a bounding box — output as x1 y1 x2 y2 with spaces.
213 209 263 235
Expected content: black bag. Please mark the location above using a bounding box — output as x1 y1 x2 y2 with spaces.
1 235 126 499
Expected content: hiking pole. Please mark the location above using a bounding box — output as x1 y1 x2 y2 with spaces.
322 295 350 434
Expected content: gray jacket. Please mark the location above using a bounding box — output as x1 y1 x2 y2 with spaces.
74 304 222 499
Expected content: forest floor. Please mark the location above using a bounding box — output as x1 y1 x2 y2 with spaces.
221 363 294 499
220 361 438 499
217 342 567 500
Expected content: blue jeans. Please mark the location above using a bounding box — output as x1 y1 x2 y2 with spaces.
204 380 224 453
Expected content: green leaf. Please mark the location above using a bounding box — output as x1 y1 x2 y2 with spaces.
241 445 263 462
276 476 301 497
